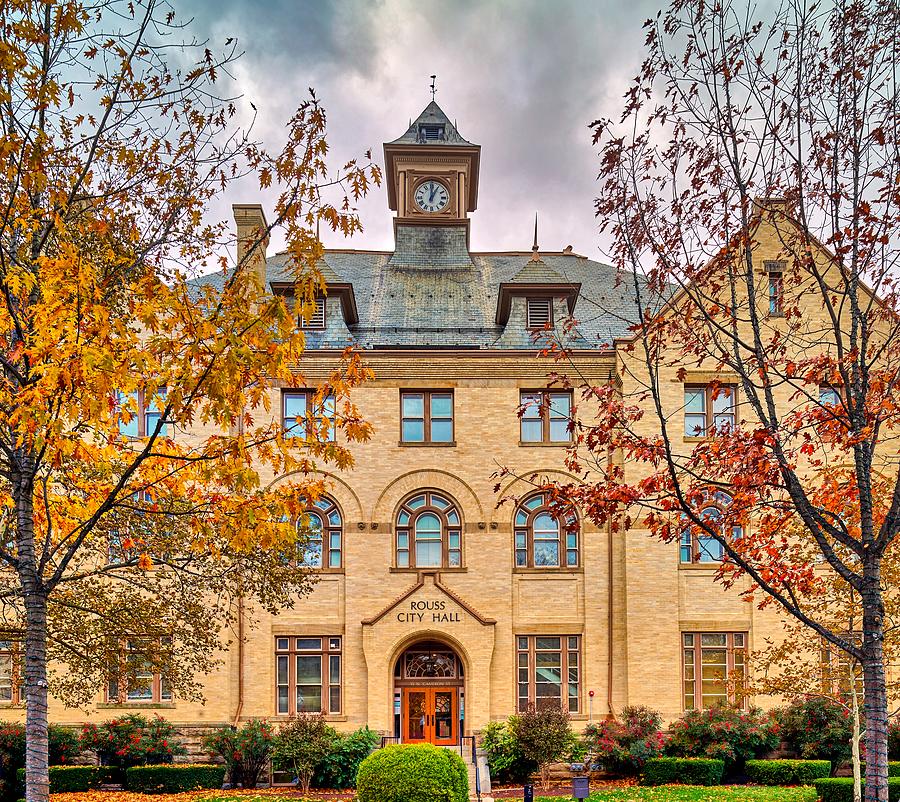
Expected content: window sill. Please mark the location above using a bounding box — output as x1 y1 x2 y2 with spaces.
398 441 457 448
274 713 346 721
679 562 721 571
514 567 583 575
518 441 572 448
683 435 712 443
389 566 467 573
97 702 177 710
0 703 24 709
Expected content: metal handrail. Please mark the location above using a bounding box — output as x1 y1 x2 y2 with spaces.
379 735 400 748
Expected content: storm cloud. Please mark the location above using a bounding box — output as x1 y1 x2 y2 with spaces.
182 0 663 259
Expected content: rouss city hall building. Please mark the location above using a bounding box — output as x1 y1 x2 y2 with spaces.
29 100 786 745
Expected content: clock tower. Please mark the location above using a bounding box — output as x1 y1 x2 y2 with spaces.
384 101 481 244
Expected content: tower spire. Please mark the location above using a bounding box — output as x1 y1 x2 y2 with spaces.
531 212 541 261
430 74 437 100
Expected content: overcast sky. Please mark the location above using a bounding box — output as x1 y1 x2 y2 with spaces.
183 0 663 261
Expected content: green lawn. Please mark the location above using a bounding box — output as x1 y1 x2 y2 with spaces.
536 787 818 802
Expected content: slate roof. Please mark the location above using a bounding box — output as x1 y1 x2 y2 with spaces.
388 101 475 146
187 224 644 351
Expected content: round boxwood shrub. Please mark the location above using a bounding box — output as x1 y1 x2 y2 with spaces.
356 744 467 802
745 759 831 785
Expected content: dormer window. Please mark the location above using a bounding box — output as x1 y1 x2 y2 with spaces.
418 124 445 142
526 298 552 329
300 298 326 330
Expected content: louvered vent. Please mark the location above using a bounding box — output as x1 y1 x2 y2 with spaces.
300 298 326 330
526 298 552 329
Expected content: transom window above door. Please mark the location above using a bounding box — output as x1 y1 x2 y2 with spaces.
395 491 462 569
514 492 579 569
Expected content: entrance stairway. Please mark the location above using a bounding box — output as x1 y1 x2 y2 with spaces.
443 743 491 800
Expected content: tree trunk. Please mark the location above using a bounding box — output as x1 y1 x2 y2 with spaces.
862 575 890 802
22 587 49 802
14 466 50 802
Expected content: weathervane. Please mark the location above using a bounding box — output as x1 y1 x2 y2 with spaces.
430 75 437 100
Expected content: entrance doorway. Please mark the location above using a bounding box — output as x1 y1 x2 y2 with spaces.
402 687 457 745
393 640 464 745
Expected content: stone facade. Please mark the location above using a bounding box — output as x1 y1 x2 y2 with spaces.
13 100 829 749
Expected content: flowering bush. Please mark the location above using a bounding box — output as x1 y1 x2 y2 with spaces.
80 714 185 774
0 721 80 801
779 697 852 767
584 706 665 775
664 704 779 772
202 719 274 789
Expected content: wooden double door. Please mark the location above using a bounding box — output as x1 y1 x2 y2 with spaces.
401 686 458 745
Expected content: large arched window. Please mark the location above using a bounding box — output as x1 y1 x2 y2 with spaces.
680 491 742 564
395 491 462 569
298 496 342 569
514 492 578 568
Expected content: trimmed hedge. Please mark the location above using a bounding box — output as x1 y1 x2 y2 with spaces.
15 766 115 793
356 744 468 802
861 762 900 776
745 759 831 785
124 764 225 793
816 777 900 802
641 757 724 786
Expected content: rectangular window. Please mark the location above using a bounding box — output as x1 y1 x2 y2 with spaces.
766 261 785 315
516 635 580 713
118 388 169 439
820 385 841 406
682 632 746 710
526 298 553 329
107 638 172 704
0 640 22 704
282 390 336 442
684 385 736 437
299 298 326 330
400 391 454 443
274 636 341 716
520 391 572 444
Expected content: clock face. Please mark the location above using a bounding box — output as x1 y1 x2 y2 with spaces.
414 179 450 213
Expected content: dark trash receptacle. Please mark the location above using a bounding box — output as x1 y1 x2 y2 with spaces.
572 775 590 800
523 783 534 802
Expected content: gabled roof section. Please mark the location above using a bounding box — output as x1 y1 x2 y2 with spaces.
495 255 581 325
269 257 359 325
389 101 475 146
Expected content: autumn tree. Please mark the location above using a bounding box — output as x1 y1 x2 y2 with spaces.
0 2 379 801
526 1 900 800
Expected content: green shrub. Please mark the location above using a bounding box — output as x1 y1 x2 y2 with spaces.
512 704 573 790
815 777 900 802
481 718 538 785
890 720 900 761
584 706 665 776
356 744 467 802
641 757 725 786
664 705 779 771
0 722 82 802
202 719 273 789
778 697 852 765
745 758 831 785
15 766 115 794
313 725 379 789
858 762 900 776
272 713 335 793
125 763 226 793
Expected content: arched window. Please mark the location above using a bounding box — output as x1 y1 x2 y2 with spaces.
395 491 462 569
680 491 742 564
514 492 578 568
299 497 342 569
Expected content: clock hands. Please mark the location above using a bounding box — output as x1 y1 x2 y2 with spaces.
428 183 437 203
